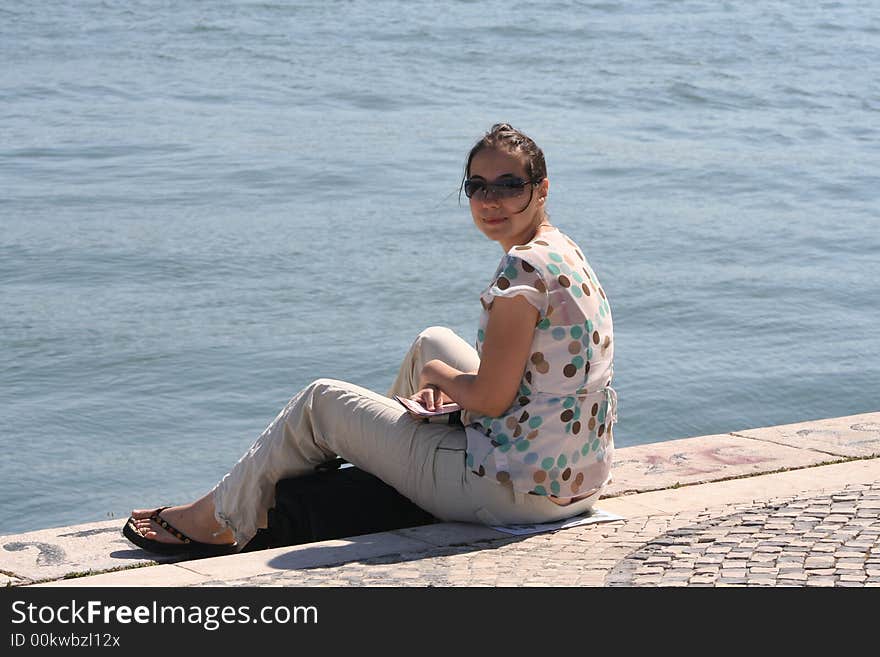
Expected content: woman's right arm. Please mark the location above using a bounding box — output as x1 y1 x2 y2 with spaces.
417 293 537 417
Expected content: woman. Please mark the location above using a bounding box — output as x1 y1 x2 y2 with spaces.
124 123 617 556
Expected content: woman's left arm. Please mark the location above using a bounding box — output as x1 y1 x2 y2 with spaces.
418 294 538 417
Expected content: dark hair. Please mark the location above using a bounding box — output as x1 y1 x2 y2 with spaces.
463 123 548 184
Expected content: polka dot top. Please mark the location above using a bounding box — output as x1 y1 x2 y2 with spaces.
464 227 618 500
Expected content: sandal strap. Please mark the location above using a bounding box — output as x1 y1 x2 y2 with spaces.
150 507 193 544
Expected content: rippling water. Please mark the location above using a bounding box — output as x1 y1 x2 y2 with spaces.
1 0 878 534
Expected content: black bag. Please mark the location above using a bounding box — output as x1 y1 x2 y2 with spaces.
241 459 436 552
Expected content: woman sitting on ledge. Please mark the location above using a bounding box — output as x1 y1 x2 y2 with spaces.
124 123 618 556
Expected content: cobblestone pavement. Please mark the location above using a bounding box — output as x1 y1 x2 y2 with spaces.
196 481 880 587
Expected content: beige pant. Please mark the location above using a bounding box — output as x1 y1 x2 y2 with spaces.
212 326 598 546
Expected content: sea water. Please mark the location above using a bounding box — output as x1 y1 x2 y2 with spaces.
1 0 878 534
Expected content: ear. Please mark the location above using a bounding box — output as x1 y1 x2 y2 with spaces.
537 178 549 204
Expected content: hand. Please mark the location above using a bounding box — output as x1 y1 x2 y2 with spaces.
410 384 453 414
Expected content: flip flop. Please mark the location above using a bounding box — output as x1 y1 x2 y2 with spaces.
122 506 237 558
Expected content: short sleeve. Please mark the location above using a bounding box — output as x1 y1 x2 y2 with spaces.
484 254 549 315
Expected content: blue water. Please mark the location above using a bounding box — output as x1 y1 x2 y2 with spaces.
1 0 878 534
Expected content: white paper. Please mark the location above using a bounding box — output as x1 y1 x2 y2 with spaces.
490 507 625 536
394 395 461 417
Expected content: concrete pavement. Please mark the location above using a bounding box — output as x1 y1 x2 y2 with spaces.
3 410 879 587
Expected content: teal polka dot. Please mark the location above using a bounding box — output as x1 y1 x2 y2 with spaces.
571 450 580 464
572 356 585 368
563 397 575 409
572 271 583 283
499 443 512 453
598 407 606 423
585 320 594 332
537 318 551 330
552 327 566 340
550 480 561 495
549 252 563 263
504 264 518 279
588 347 594 359
573 407 581 420
599 305 606 317
591 439 600 452
519 383 532 395
491 421 501 434
467 453 474 467
477 329 484 342
565 422 572 434
524 452 539 465
547 264 560 275
557 454 567 468
541 457 555 470
515 440 530 452
572 286 582 298
534 485 547 496
561 263 572 275
581 334 591 346
528 416 543 429
570 325 583 339
495 433 509 445
581 444 590 456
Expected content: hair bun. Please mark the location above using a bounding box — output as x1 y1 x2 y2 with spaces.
490 123 515 134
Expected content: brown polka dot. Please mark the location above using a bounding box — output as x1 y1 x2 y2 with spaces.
562 468 572 481
519 410 530 422
591 403 599 416
533 470 547 483
581 283 591 296
575 472 584 486
593 331 600 344
534 279 546 293
588 417 597 431
598 424 605 437
514 245 532 250
496 277 510 290
534 240 550 246
599 287 606 299
568 340 581 355
513 425 522 438
584 361 591 375
572 421 581 434
603 335 611 348
530 352 544 364
536 361 550 374
563 363 577 377
521 261 535 273
476 466 485 477
525 371 532 383
496 471 510 484
526 430 539 440
560 409 574 422
571 482 581 494
506 416 518 430
558 275 570 288
518 395 530 406
576 250 585 261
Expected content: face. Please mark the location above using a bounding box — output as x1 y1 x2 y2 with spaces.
467 147 549 252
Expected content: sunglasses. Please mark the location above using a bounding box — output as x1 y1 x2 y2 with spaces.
463 176 541 201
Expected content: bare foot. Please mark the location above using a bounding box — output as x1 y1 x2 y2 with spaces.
130 493 235 546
